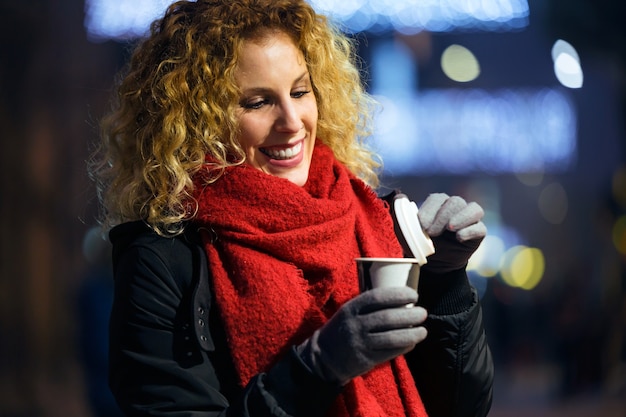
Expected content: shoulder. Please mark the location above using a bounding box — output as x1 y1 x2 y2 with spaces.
109 221 203 291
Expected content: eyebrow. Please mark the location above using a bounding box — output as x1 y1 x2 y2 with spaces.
241 71 310 95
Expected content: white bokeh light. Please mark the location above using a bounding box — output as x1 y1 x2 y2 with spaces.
551 39 584 89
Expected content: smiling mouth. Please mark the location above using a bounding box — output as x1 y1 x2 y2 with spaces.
259 141 303 160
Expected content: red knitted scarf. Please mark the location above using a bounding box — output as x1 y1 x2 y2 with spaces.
193 143 427 417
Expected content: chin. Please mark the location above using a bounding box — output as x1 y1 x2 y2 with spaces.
282 172 308 187
251 158 311 186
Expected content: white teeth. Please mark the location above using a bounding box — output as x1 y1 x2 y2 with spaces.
262 142 302 160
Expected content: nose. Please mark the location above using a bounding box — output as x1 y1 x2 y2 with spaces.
275 100 303 133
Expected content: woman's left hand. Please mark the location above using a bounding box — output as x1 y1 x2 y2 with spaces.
418 193 486 274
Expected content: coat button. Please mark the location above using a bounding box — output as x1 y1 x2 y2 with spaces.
198 319 205 327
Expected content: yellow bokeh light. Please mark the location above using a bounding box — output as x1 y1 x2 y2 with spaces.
613 215 626 255
500 245 524 287
500 246 545 290
441 44 480 83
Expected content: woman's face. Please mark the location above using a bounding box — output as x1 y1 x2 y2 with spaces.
234 31 318 186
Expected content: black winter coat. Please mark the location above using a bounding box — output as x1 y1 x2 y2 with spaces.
109 221 493 417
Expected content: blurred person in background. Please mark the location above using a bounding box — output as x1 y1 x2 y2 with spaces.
90 0 493 415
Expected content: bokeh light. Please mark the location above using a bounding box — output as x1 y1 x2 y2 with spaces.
500 245 545 290
551 39 583 89
468 234 506 277
441 44 481 82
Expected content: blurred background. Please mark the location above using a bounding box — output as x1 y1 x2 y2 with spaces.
1 0 624 416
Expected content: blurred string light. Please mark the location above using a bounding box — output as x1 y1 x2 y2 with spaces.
551 39 584 89
308 0 529 34
84 0 529 41
371 88 576 175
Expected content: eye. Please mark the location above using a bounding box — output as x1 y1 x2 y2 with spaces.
291 90 311 99
241 98 269 110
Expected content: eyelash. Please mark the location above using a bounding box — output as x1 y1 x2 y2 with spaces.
242 90 311 110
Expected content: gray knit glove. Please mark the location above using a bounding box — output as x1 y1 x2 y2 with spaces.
418 193 486 274
298 286 427 386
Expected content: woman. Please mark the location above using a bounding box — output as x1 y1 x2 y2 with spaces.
91 0 494 416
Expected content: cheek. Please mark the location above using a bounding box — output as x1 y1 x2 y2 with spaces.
236 116 262 150
305 101 319 128
312 98 319 121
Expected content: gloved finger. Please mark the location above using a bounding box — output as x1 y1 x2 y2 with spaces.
417 193 449 230
456 221 487 242
351 286 418 314
424 196 467 236
367 326 428 351
363 306 427 332
448 201 485 231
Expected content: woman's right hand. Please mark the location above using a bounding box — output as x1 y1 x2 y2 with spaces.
298 286 427 385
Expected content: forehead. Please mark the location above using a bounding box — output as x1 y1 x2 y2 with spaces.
235 31 308 79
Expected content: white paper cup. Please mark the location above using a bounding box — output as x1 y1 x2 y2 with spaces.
355 257 421 293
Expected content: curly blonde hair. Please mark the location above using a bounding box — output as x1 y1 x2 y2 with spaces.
90 0 382 235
